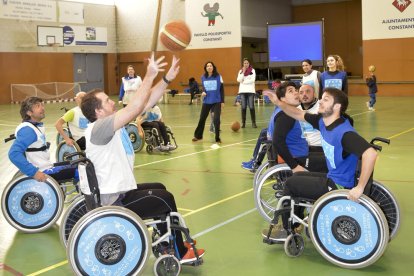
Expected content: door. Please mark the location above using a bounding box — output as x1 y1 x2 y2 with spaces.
73 53 104 92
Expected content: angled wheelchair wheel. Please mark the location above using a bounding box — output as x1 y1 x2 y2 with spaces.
1 176 64 233
370 180 400 240
146 144 154 154
59 195 88 247
254 164 292 222
125 123 145 153
253 161 270 188
154 255 181 276
56 128 70 145
67 206 151 276
309 190 389 269
284 233 305 257
56 140 81 163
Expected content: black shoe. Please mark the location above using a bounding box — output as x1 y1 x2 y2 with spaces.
252 123 257 128
241 123 245 128
189 102 192 105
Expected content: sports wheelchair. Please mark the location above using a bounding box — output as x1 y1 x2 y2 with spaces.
60 153 202 275
2 135 80 233
56 107 83 163
125 122 178 154
260 137 400 269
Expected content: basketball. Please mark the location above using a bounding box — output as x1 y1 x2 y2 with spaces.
369 65 376 72
159 20 191 52
231 121 241 132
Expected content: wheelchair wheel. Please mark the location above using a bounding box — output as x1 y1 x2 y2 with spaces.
284 234 305 257
67 206 151 276
56 140 81 163
253 161 270 188
146 144 154 154
56 128 70 145
309 190 389 269
154 255 181 276
1 176 64 233
125 123 145 153
370 180 400 240
254 164 292 222
59 196 88 247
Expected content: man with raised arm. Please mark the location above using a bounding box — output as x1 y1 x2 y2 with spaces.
262 87 377 242
80 54 204 264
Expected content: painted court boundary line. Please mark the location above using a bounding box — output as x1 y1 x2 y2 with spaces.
26 126 414 275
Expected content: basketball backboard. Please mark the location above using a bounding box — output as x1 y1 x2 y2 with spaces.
37 26 64 47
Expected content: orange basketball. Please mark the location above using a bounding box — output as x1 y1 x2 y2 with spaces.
231 121 241 132
159 20 191 52
368 65 376 72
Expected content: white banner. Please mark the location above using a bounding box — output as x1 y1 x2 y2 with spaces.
362 0 414 40
185 0 241 49
63 25 107 46
58 1 84 24
0 0 56 22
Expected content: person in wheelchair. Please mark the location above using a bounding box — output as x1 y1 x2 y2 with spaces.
55 91 89 150
80 54 205 264
262 87 377 242
8 97 78 183
242 83 323 171
138 104 176 151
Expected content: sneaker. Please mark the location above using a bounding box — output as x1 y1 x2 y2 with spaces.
167 143 176 150
241 160 254 170
241 158 254 166
369 107 375 111
192 137 202 142
181 247 205 264
261 225 288 242
157 145 170 151
366 102 370 109
215 139 221 144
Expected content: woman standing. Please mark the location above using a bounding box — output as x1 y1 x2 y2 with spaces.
192 61 224 144
118 65 142 107
301 59 321 99
237 58 257 128
320 54 348 94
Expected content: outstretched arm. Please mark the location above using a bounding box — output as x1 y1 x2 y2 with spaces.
144 55 180 111
263 90 306 121
114 53 166 131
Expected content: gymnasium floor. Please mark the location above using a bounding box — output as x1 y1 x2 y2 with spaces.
0 96 413 275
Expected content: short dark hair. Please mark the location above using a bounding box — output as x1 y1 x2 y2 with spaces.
81 90 104 122
323 87 348 114
20 97 43 121
301 59 312 65
276 81 297 100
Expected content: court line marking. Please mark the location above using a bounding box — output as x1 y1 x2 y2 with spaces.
26 126 413 275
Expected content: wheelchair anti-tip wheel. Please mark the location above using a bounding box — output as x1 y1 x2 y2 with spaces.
67 206 151 276
56 128 71 145
125 123 145 153
1 176 64 233
59 195 88 247
370 180 400 240
154 255 181 276
254 164 292 222
146 144 154 154
253 161 270 188
284 233 305 257
56 140 81 163
309 190 389 269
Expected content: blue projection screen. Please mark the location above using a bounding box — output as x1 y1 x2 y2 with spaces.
268 21 323 67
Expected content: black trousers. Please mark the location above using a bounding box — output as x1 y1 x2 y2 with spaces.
121 183 186 257
194 103 221 142
141 121 170 145
281 172 338 229
76 136 86 150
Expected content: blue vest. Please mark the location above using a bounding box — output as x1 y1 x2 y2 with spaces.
321 71 347 91
319 118 358 188
202 75 222 104
266 107 280 140
274 109 308 158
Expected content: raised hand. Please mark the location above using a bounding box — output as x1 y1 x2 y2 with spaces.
146 52 168 79
165 55 180 82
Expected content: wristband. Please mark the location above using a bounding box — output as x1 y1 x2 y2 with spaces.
163 75 171 84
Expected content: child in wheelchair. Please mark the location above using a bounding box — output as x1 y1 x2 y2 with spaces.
138 104 177 152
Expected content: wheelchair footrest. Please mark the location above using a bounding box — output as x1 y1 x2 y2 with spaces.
263 237 284 245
